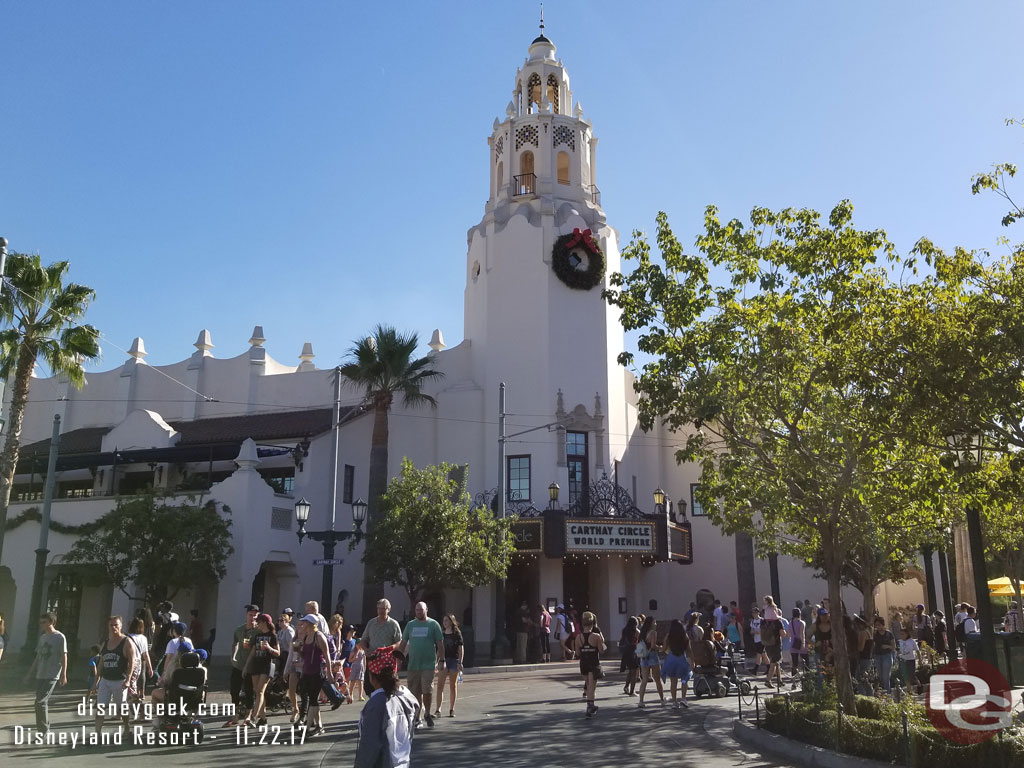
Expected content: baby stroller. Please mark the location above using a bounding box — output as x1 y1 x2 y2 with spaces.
264 674 292 715
691 637 751 698
160 651 208 743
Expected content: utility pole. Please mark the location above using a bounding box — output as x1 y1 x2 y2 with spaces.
322 367 343 613
25 415 60 650
492 382 512 661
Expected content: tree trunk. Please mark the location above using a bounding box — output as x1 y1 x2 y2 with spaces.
360 402 390 624
827 557 857 713
735 531 757 655
857 545 880 621
0 342 38 563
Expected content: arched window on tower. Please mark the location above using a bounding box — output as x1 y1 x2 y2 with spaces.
515 151 535 195
557 151 570 185
547 75 560 114
517 81 523 116
527 73 541 113
497 160 504 193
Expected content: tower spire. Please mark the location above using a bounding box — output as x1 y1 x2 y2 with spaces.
540 4 544 36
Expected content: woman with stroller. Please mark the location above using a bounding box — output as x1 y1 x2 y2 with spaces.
243 613 280 727
661 619 691 709
297 614 332 736
619 616 640 697
636 615 666 708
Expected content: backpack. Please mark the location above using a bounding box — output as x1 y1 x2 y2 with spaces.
635 640 648 660
565 616 576 635
762 619 779 647
954 619 966 645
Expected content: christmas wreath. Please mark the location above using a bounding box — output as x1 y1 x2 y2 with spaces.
552 228 605 290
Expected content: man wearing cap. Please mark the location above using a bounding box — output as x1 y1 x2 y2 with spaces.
553 604 567 660
303 600 329 635
396 602 444 728
359 599 402 694
225 604 259 727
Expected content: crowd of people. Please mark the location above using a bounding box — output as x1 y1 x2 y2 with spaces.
11 588 1023 763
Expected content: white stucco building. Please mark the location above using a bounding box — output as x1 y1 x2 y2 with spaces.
1 32 920 662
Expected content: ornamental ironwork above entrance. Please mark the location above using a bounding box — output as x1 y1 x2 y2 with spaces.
475 475 647 520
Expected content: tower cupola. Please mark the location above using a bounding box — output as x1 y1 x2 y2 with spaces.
485 22 601 212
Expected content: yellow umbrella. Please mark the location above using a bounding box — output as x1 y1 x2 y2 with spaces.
990 585 1017 597
989 576 1014 588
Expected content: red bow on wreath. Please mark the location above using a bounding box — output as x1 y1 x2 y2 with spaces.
565 228 598 254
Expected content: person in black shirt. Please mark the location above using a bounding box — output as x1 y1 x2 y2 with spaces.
575 611 606 718
434 614 464 717
243 613 280 726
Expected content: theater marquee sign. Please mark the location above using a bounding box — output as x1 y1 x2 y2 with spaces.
565 520 656 554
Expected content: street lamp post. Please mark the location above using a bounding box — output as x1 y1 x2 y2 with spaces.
936 529 957 654
295 497 367 613
945 432 997 668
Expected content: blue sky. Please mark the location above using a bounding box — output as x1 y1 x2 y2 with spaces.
2 2 1022 372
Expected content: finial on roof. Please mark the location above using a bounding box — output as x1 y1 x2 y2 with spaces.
249 325 266 347
194 329 214 354
429 329 446 353
128 337 148 361
297 341 316 372
531 2 551 45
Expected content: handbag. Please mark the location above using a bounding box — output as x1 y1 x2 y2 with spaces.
593 664 605 680
635 640 648 660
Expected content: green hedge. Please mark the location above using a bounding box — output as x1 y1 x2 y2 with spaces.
763 697 1024 767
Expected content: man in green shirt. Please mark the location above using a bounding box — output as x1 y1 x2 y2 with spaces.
397 601 444 728
225 603 259 726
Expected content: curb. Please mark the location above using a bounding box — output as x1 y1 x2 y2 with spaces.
466 661 577 675
732 717 894 768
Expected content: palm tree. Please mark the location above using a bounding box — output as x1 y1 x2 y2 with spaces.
339 325 444 620
0 253 100 562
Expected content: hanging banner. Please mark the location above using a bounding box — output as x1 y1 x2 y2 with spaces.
565 519 655 554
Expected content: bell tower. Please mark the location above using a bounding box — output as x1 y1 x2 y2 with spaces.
485 28 600 210
462 26 626 489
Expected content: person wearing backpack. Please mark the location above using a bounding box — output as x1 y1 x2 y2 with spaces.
761 611 787 688
635 615 665 708
553 605 568 660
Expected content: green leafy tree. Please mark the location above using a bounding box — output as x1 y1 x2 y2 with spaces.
360 458 514 609
0 252 100 562
339 325 443 619
63 493 233 608
978 455 1024 611
605 204 952 711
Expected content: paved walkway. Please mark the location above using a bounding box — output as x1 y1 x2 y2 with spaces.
0 667 791 767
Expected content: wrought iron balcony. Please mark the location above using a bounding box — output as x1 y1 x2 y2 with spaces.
587 184 601 204
512 173 536 197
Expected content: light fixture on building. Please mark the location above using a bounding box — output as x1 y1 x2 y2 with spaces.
653 487 665 509
548 482 560 509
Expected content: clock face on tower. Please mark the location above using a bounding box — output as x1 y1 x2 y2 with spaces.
552 229 605 290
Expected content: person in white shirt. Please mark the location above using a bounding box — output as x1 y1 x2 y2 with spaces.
898 628 920 693
963 606 980 634
954 604 968 627
1003 602 1022 633
712 601 725 632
